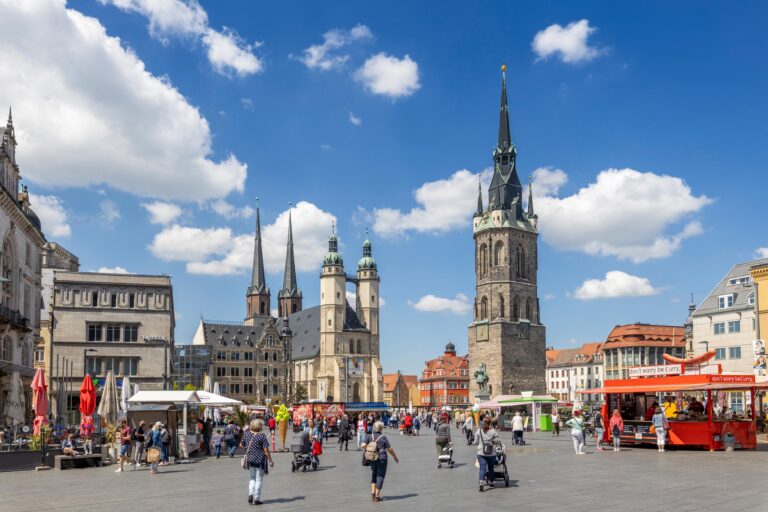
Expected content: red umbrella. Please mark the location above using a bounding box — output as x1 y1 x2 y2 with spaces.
79 375 96 417
31 368 48 435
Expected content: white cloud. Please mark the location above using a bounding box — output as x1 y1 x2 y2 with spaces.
99 200 121 223
207 199 255 220
142 201 183 225
372 169 491 237
0 0 246 200
320 144 333 151
28 194 71 238
573 271 660 300
148 201 336 275
99 0 263 76
241 98 254 110
532 19 604 64
409 293 470 315
757 248 768 259
534 168 711 262
95 266 132 274
355 53 421 99
543 293 556 300
348 112 362 126
294 24 372 71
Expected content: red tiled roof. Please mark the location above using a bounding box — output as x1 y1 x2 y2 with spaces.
421 351 469 380
602 324 685 349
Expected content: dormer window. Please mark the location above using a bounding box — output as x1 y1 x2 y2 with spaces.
748 291 755 306
718 294 734 309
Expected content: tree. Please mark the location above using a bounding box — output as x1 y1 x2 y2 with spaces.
183 383 196 391
292 384 308 404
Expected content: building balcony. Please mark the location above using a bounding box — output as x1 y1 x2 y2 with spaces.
0 304 30 332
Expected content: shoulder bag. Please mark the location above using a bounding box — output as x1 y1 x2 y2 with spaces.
241 434 255 470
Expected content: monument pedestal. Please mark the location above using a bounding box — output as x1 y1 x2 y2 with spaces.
475 391 490 404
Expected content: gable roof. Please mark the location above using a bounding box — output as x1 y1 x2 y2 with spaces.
693 258 765 317
603 324 685 349
200 318 271 348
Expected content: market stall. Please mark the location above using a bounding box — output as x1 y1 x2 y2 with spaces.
495 394 558 431
587 373 768 450
128 390 201 458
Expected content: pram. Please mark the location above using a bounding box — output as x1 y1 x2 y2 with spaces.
482 440 510 488
290 431 317 472
437 442 454 469
513 430 525 446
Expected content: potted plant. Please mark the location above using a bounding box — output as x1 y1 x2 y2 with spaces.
275 404 290 451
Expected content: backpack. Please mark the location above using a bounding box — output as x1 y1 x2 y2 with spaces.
364 434 382 462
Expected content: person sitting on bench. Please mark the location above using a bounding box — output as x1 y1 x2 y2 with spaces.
61 434 78 456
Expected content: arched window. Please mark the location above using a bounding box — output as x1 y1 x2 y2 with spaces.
356 339 362 354
498 295 505 318
525 298 532 320
516 245 526 278
292 303 298 314
479 244 488 276
353 382 361 402
494 240 505 267
1 238 14 306
480 296 488 320
0 336 10 361
512 297 519 320
349 340 354 353
259 301 266 315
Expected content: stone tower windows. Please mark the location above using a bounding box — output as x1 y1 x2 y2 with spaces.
498 295 505 318
480 296 488 319
516 245 526 278
525 298 532 320
479 243 488 276
512 297 519 320
493 240 505 266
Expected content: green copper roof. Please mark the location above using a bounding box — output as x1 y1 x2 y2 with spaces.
357 255 376 270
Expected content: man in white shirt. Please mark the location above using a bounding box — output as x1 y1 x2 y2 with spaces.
512 411 525 445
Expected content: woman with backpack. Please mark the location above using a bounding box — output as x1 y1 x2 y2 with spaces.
566 410 586 455
475 417 499 492
362 421 399 502
651 406 669 453
609 409 624 452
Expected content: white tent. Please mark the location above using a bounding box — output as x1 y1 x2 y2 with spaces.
128 390 200 404
196 390 243 407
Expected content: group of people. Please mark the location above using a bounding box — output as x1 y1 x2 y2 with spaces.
565 407 670 454
114 419 172 474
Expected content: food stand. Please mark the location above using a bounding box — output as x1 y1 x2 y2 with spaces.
128 390 203 458
587 372 768 450
481 394 558 431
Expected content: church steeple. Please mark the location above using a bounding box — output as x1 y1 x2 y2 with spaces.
475 176 484 217
278 205 302 318
246 199 270 319
527 176 535 218
487 65 523 217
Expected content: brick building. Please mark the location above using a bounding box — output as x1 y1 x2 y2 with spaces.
419 343 470 408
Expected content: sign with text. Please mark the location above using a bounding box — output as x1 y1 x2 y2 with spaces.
710 374 755 384
628 364 682 378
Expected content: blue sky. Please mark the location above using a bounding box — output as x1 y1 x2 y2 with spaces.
1 1 767 375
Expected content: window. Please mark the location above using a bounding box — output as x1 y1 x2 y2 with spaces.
216 351 225 361
263 368 268 378
124 358 138 376
273 368 278 378
714 348 726 360
267 336 274 346
232 352 241 361
728 321 741 333
105 324 121 342
104 357 119 374
263 384 268 395
272 384 278 395
230 384 240 394
713 323 725 335
244 351 254 361
87 323 103 342
748 292 755 306
124 324 138 342
272 352 277 361
216 366 226 377
34 348 44 363
244 384 253 395
264 352 269 361
244 368 253 377
91 291 99 307
718 294 734 309
230 367 240 377
128 292 135 308
85 357 100 376
729 347 742 359
728 276 750 286
110 293 117 308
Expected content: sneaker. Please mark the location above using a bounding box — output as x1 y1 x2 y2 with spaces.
248 496 253 504
115 468 122 472
479 483 484 493
254 500 263 505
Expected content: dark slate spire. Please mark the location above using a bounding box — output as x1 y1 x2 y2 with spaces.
527 176 534 217
498 65 511 151
280 206 299 297
248 199 268 295
475 176 484 216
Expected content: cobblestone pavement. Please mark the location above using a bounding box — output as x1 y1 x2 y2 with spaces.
2 429 767 512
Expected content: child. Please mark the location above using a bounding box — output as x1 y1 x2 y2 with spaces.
212 429 223 458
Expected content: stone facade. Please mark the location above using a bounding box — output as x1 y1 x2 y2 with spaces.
51 272 174 422
467 70 546 400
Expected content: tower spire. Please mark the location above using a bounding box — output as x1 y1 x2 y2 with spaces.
475 176 484 216
249 198 267 294
527 175 534 217
278 204 302 317
498 64 511 151
7 106 12 126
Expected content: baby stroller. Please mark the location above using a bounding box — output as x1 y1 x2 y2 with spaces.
437 442 454 469
290 431 317 472
513 430 525 446
482 440 510 488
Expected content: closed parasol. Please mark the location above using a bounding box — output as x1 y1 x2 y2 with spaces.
96 371 119 425
3 371 25 427
119 375 132 420
79 374 96 417
31 369 48 435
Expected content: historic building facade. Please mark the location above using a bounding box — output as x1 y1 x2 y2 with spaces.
602 323 685 381
467 69 546 399
419 343 470 408
51 272 175 422
0 109 46 425
545 343 604 406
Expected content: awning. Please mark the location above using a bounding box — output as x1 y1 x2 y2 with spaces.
196 390 243 406
583 382 768 394
128 390 201 404
0 361 36 378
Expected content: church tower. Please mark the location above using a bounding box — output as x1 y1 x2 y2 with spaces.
468 66 546 399
317 228 345 401
246 200 270 319
356 230 379 354
277 208 302 317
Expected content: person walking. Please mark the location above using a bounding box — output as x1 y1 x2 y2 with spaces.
243 419 274 505
212 429 223 458
435 413 451 468
512 411 525 445
147 422 163 474
476 417 499 492
463 413 475 444
651 406 669 452
338 414 350 451
551 410 560 437
116 420 132 472
593 410 605 451
362 421 399 502
224 419 238 457
413 414 421 436
160 423 171 465
133 420 146 468
356 415 366 451
566 410 586 455
609 409 624 452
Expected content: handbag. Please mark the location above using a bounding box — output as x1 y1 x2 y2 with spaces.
649 425 656 434
241 434 255 470
146 447 160 463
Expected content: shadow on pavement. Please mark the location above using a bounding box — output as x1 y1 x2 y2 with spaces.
381 493 418 501
263 496 306 504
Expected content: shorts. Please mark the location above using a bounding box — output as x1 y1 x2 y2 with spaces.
120 444 130 456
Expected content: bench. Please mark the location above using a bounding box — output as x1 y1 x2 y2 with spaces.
54 454 103 470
